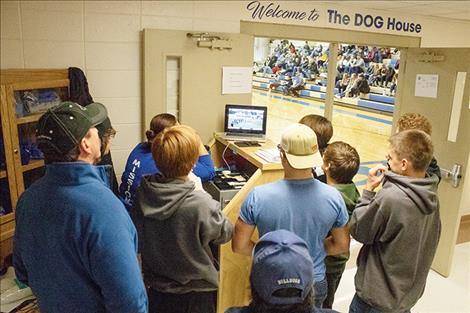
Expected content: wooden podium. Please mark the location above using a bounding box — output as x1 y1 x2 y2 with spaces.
210 135 284 313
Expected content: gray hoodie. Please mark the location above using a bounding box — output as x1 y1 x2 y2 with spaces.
350 171 441 312
133 175 233 294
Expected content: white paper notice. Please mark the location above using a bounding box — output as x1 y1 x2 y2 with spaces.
415 74 439 98
222 67 253 94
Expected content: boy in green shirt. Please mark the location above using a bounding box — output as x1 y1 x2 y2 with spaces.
321 141 361 309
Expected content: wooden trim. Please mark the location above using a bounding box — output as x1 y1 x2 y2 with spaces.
5 85 24 206
0 213 15 225
0 86 19 210
11 79 69 91
0 69 68 85
0 170 6 179
457 214 470 244
0 228 14 242
22 159 45 172
17 113 42 125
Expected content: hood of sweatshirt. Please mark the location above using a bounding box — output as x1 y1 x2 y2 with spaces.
137 175 195 221
382 171 439 215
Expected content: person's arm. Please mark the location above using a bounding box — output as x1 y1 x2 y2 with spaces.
232 218 256 256
349 165 387 244
193 141 216 182
324 226 350 256
89 208 148 313
202 200 234 245
118 151 145 209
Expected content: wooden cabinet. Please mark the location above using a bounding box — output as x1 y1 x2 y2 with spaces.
0 69 69 268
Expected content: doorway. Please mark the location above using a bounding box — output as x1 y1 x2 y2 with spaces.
251 35 403 189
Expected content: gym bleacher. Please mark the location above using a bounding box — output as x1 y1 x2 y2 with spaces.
252 40 399 115
252 73 395 114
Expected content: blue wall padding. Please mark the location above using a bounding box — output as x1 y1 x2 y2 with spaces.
358 99 394 113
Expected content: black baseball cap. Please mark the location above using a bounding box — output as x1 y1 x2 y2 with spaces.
36 101 107 155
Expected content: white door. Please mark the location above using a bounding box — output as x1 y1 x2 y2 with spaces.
144 29 254 143
397 48 470 276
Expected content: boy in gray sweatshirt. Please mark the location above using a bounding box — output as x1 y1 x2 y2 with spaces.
349 129 441 313
133 125 233 313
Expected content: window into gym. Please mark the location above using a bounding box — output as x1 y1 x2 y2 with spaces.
252 38 401 188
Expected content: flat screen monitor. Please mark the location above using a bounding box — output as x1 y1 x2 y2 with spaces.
224 104 267 135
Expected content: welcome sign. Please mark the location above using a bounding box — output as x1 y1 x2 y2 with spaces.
246 1 320 23
243 1 423 36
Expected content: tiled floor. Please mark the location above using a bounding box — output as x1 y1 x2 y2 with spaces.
333 241 470 313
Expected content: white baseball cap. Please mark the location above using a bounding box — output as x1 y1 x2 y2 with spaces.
280 124 322 169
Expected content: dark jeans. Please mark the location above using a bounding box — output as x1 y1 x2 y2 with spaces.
349 293 411 313
148 288 217 313
313 278 328 308
323 271 344 309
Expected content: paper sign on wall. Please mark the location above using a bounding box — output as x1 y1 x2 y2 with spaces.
415 74 439 98
222 67 253 94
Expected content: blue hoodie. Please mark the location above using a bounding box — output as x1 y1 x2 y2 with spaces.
118 142 215 210
13 162 148 313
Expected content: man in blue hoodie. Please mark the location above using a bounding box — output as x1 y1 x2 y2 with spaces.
13 101 148 313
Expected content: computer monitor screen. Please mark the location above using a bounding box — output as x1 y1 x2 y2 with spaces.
224 104 267 135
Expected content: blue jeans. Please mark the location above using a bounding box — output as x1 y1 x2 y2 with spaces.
349 293 411 313
313 278 328 308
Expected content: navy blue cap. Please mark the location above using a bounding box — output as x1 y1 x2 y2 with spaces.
251 230 314 305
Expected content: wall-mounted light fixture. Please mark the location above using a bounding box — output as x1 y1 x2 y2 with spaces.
187 33 232 50
417 51 445 63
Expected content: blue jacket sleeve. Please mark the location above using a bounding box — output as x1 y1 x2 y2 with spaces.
193 154 216 182
88 209 148 313
118 156 145 210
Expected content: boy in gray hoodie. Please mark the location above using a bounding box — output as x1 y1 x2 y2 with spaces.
133 125 233 313
349 129 441 313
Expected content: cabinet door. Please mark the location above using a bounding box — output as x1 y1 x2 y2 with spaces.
8 82 69 204
0 86 17 268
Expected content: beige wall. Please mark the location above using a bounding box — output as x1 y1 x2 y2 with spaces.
0 0 242 177
1 0 469 178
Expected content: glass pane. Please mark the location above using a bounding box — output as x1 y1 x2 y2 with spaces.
166 57 180 119
17 122 44 168
23 166 45 191
14 87 68 118
332 45 398 190
0 127 12 216
252 38 328 143
13 86 69 195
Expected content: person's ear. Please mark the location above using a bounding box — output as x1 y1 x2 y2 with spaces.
79 136 93 155
322 162 330 172
400 158 409 172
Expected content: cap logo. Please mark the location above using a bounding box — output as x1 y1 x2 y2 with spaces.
277 278 300 285
37 135 52 141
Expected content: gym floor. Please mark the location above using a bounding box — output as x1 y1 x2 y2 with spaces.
253 89 392 190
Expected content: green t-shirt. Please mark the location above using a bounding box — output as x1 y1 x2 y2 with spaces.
325 182 360 273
